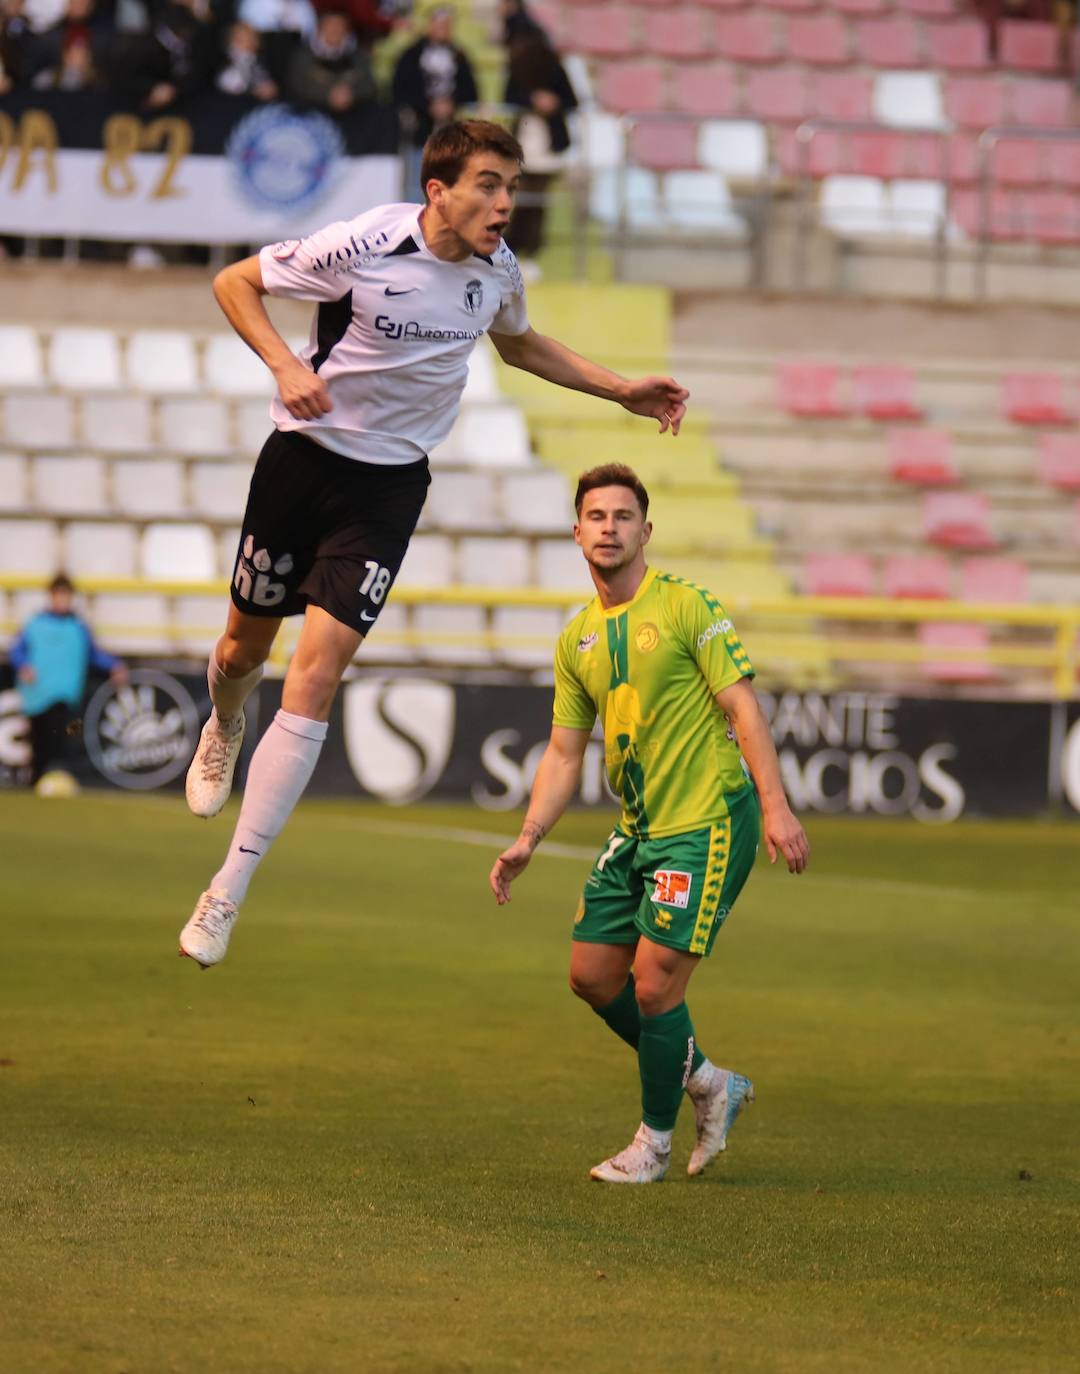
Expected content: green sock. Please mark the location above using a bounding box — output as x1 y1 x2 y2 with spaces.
639 1002 698 1131
594 977 707 1076
593 975 641 1049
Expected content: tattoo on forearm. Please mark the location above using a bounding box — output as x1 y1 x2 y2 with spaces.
522 819 546 846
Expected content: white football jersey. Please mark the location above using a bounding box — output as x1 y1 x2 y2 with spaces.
258 203 529 464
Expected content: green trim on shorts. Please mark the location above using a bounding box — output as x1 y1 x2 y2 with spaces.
573 790 761 958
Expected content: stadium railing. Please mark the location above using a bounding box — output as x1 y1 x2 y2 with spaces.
2 577 1077 698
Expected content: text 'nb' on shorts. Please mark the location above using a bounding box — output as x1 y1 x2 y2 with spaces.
229 429 430 635
573 790 762 957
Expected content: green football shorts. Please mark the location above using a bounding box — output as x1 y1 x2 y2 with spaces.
573 790 762 957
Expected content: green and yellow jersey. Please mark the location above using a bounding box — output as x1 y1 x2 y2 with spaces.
553 567 755 839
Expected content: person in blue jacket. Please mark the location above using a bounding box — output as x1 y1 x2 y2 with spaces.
9 574 128 783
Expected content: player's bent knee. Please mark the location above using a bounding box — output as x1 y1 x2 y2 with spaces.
634 976 677 1018
568 968 620 1008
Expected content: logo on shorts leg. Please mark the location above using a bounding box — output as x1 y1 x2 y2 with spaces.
233 535 294 608
653 910 672 930
650 870 693 909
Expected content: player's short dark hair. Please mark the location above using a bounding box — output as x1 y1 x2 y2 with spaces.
574 464 650 519
421 120 524 200
49 573 74 594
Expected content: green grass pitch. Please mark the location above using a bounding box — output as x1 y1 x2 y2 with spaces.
1 791 1078 1374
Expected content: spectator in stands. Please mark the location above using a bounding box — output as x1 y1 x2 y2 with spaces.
503 28 576 267
500 0 547 44
286 7 375 113
113 0 217 111
216 19 279 99
9 574 128 789
392 5 477 199
311 0 394 49
0 0 32 92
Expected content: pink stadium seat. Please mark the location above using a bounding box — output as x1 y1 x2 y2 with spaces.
896 0 957 14
833 0 889 13
760 0 818 9
854 17 921 68
1073 500 1080 547
1023 190 1080 245
598 61 666 115
1043 141 1080 190
951 188 1024 241
925 19 989 71
917 622 996 684
960 557 1029 603
573 7 639 57
947 134 979 184
1009 79 1071 128
777 362 849 417
989 137 1044 187
810 72 874 122
999 20 1061 74
887 428 956 484
1037 434 1080 489
670 62 739 117
854 366 922 420
803 552 875 597
713 10 779 63
945 77 1005 129
883 553 952 598
695 0 749 8
922 491 996 549
1001 371 1075 425
776 128 833 177
746 68 811 122
786 13 850 65
642 7 712 60
628 119 701 172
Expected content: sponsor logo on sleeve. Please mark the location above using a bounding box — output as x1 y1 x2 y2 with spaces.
697 618 734 650
577 632 598 653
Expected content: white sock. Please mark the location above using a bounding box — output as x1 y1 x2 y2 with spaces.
211 709 328 904
208 650 263 729
686 1059 718 1097
639 1122 673 1154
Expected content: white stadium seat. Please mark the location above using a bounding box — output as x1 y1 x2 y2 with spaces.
126 330 200 393
397 533 453 586
363 601 416 663
111 459 188 518
0 519 60 574
451 404 531 466
46 327 122 390
412 604 488 665
493 606 565 669
64 521 139 578
821 175 891 237
664 172 746 236
536 538 593 591
428 470 500 531
0 325 45 389
891 180 948 239
30 455 109 515
82 395 153 453
458 535 531 587
579 109 623 171
173 595 224 655
89 593 171 654
234 399 273 456
589 167 664 230
3 394 76 448
698 121 768 179
217 527 241 578
0 453 29 511
159 398 230 456
141 523 218 580
204 335 275 397
500 470 572 533
873 72 945 131
190 461 253 518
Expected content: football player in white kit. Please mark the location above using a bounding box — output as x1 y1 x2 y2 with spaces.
178 119 689 968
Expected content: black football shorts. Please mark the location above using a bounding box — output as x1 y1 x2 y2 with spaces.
229 429 430 634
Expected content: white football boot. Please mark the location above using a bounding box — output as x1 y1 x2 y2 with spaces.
186 713 244 818
178 889 239 968
687 1068 755 1177
590 1124 670 1184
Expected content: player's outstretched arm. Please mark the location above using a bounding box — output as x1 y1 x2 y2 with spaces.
212 256 332 422
489 725 590 904
715 678 810 875
490 328 688 435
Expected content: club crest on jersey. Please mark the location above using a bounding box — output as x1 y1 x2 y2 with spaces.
635 622 660 653
577 632 598 653
650 870 693 909
463 278 483 314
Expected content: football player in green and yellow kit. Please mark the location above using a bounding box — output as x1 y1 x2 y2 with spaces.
489 463 809 1183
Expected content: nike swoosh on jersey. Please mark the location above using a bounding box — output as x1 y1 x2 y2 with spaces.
384 286 418 296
